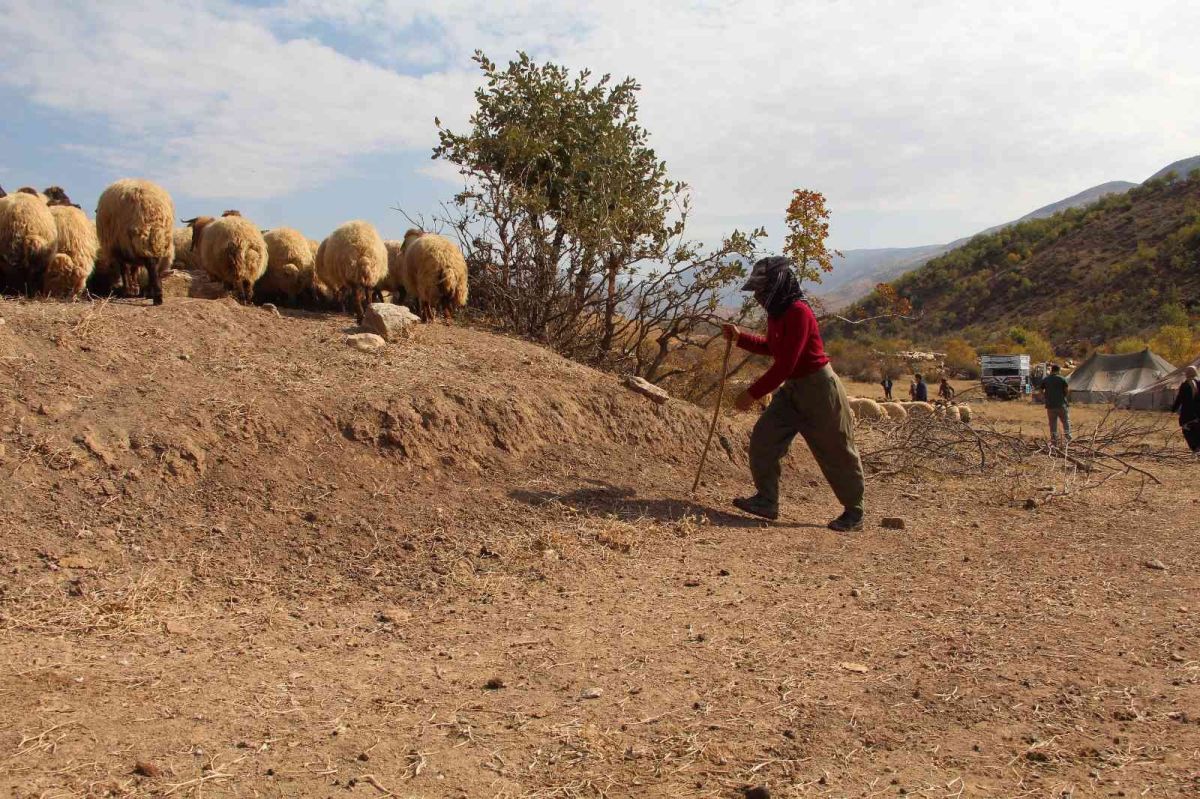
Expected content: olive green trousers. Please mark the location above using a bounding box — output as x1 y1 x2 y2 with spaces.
749 364 865 513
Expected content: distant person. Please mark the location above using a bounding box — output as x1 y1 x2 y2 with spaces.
1042 364 1071 445
914 374 928 402
721 256 865 532
881 375 894 401
1172 365 1200 452
938 378 956 401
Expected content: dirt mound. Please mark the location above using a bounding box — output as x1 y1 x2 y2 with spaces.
0 296 745 581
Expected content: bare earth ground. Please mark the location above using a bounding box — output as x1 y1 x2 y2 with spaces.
1 297 1198 798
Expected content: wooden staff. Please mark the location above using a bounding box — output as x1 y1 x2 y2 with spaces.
692 335 735 493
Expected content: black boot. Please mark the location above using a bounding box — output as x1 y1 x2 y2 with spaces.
732 495 779 521
828 508 864 532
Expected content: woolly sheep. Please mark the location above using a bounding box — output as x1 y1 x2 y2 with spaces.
903 401 935 417
171 226 199 271
43 205 97 299
848 397 885 422
0 191 58 295
400 228 468 322
96 178 175 305
319 220 387 323
258 226 315 306
44 186 80 208
15 186 49 204
957 404 972 423
880 402 907 421
188 214 269 304
381 239 408 304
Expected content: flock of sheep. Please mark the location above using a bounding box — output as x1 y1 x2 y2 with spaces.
0 178 468 324
847 397 972 424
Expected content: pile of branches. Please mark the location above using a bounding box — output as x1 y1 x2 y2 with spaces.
860 409 1188 484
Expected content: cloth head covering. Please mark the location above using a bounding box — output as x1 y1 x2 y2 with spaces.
1186 366 1198 379
741 256 804 318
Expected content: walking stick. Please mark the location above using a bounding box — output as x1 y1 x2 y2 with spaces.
692 335 735 493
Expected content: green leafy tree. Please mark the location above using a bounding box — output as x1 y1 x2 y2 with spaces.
433 51 764 376
1109 337 1147 354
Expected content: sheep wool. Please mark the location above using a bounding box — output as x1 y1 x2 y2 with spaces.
957 404 972 424
0 191 58 295
849 397 885 422
322 220 387 322
171 227 199 271
401 229 468 322
96 178 175 305
43 205 98 298
382 239 407 300
192 214 269 304
903 401 935 417
258 227 316 305
880 402 908 421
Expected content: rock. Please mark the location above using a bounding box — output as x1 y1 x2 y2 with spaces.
164 619 192 636
1145 559 1167 571
346 333 386 352
1023 498 1039 510
880 517 906 530
580 686 604 700
839 662 869 673
622 375 670 404
133 761 162 778
160 270 195 299
262 303 281 317
363 303 420 342
744 788 771 799
59 555 96 570
484 677 505 690
376 607 411 624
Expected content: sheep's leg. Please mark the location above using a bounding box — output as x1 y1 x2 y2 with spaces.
353 286 366 324
121 262 139 297
371 287 383 304
148 257 166 305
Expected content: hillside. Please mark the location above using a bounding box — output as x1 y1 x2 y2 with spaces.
838 172 1200 348
817 155 1200 310
2 298 1200 796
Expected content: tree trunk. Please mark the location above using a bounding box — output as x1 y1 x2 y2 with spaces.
599 253 621 357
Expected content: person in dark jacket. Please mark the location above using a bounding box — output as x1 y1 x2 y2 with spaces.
721 256 865 532
914 374 929 402
1172 365 1200 452
1042 364 1071 445
881 375 894 401
938 378 955 401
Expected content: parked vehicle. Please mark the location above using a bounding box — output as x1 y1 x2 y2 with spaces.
981 354 1032 399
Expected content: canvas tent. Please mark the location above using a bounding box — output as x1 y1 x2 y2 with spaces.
1066 349 1175 405
1122 355 1200 410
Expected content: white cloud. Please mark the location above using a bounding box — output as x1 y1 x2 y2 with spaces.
1 0 1199 245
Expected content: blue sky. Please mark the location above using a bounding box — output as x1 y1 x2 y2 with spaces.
2 0 1198 251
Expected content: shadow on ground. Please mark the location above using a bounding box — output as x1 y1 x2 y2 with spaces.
508 481 824 530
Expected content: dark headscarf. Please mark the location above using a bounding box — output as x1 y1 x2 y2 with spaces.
741 256 804 318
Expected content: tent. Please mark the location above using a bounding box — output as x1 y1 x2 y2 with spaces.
1122 355 1200 410
1066 349 1175 405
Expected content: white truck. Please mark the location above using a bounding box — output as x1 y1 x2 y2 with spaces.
981 354 1032 399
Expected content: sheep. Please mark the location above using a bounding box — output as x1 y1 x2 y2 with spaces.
44 186 80 208
171 226 199 271
400 228 468 322
880 402 907 421
903 401 935 417
258 226 315 306
848 397 885 422
43 205 98 298
95 178 175 305
318 221 387 323
957 404 972 424
15 187 49 204
380 239 408 304
187 214 269 304
0 191 58 295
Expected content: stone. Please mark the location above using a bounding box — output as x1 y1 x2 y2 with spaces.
346 333 386 352
363 303 420 342
133 761 162 778
261 303 281 317
880 517 906 530
580 686 604 700
1145 559 1167 571
622 375 670 404
59 555 96 570
839 662 869 673
165 619 192 636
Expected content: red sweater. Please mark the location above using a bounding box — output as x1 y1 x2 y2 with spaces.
736 301 830 399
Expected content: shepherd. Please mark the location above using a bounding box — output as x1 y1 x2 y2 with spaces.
721 256 865 532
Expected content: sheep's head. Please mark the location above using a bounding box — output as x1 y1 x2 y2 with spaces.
43 186 78 207
221 209 241 217
183 216 215 252
16 186 47 203
401 228 424 250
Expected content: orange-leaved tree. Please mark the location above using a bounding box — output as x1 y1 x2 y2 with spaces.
783 189 842 285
